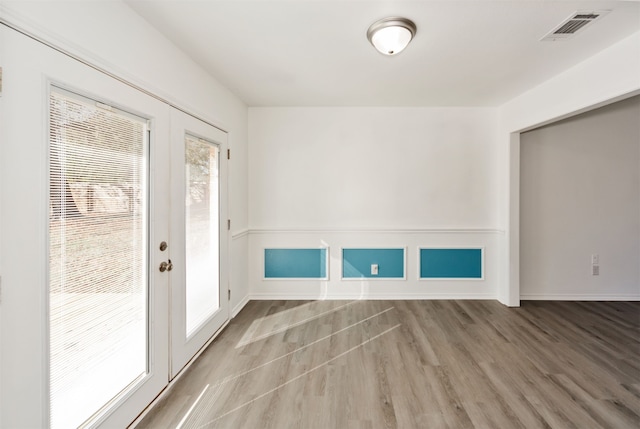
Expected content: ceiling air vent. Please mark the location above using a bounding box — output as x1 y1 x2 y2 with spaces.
541 10 610 41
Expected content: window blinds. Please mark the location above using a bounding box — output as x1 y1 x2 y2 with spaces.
49 88 149 429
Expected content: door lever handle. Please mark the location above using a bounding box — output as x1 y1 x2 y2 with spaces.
159 259 173 273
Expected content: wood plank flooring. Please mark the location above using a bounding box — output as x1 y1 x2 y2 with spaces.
135 300 640 429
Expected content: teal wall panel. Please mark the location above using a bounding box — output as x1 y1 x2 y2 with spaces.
342 248 405 278
264 248 327 279
420 248 482 278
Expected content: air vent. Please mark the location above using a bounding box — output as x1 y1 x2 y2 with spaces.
541 10 610 41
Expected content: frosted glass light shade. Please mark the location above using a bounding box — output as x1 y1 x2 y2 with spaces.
371 26 412 55
367 17 416 56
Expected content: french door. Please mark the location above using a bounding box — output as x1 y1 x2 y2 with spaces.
47 84 169 429
0 25 228 428
169 110 229 378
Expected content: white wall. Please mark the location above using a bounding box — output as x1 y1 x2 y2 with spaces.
249 107 498 228
0 0 250 311
497 30 640 305
248 107 501 298
520 96 640 299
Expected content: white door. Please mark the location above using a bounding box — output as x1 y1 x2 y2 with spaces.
0 26 172 428
0 25 230 428
169 109 229 378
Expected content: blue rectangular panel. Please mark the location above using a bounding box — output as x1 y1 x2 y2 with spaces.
420 248 482 279
342 248 405 278
264 248 327 279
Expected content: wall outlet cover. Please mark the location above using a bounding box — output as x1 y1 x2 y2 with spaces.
371 264 378 275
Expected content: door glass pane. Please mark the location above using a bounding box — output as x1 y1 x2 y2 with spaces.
185 135 219 335
49 89 148 429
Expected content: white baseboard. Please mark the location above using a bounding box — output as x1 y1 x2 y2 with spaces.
521 293 640 301
249 293 496 301
231 294 250 317
249 227 503 234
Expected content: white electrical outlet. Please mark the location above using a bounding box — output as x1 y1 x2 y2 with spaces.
371 264 378 275
592 265 600 276
591 254 599 265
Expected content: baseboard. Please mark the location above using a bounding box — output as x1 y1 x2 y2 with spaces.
521 293 640 301
231 294 250 317
249 227 504 234
249 293 496 301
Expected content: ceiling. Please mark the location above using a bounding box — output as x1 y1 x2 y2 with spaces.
125 0 640 107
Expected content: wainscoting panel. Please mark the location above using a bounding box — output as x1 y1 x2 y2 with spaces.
419 248 483 279
250 229 500 300
342 248 405 279
264 248 328 279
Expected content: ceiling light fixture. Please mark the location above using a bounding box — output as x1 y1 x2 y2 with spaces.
367 17 417 56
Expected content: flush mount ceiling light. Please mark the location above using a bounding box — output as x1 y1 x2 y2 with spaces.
367 17 417 56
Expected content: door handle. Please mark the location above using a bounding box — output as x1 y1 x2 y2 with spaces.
159 259 173 273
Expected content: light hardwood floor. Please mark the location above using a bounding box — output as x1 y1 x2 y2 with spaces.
135 300 640 428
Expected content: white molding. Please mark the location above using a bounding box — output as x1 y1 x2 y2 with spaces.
231 294 250 318
249 293 496 301
418 246 485 281
231 228 249 240
521 294 640 301
249 227 504 235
